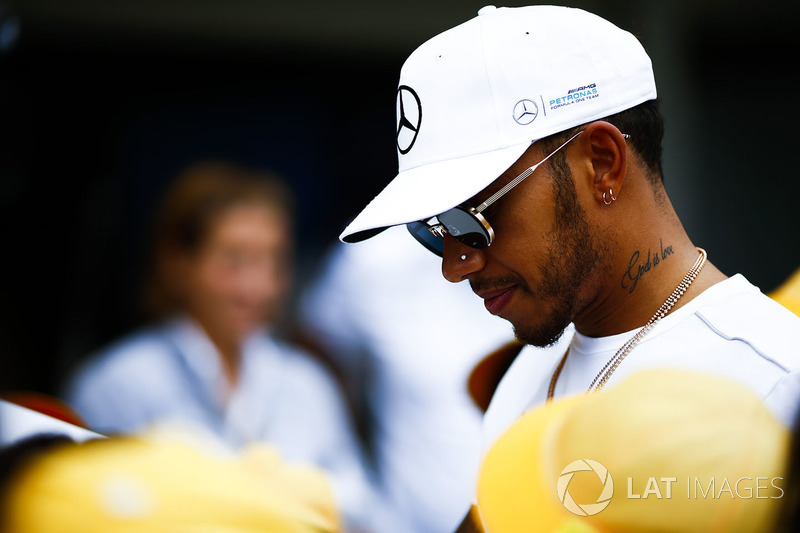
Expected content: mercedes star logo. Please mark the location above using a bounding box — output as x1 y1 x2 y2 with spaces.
513 99 539 126
397 85 422 155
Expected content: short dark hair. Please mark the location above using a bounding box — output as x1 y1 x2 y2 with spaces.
543 99 666 187
602 99 665 184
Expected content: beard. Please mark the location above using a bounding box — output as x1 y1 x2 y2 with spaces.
510 151 609 347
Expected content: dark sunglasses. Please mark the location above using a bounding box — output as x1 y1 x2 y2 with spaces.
407 130 584 256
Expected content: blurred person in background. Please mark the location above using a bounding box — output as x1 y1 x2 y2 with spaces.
298 225 515 533
63 161 376 531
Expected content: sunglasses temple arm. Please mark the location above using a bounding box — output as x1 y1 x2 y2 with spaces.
476 169 533 213
475 130 584 213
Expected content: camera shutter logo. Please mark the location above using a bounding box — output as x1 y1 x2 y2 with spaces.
396 85 422 154
557 459 614 516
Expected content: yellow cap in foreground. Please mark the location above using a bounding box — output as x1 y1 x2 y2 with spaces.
477 369 789 533
2 432 340 532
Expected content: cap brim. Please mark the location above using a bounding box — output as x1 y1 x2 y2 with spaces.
340 141 531 243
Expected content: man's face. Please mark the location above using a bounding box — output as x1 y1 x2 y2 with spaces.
442 142 609 347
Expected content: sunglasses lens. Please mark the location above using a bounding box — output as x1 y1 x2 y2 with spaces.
406 221 444 257
438 208 491 249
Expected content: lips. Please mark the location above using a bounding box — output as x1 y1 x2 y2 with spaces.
478 286 516 315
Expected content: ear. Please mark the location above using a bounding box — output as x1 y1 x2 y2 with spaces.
581 121 628 206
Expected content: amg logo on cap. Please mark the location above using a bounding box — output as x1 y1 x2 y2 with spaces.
568 83 597 94
550 83 600 111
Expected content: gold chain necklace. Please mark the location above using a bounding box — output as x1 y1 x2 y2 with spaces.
547 247 707 402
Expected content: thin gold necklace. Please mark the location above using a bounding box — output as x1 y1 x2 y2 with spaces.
547 247 707 402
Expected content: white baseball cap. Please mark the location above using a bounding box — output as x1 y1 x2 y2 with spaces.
340 5 657 243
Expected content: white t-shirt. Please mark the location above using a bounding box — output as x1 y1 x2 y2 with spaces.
483 274 800 451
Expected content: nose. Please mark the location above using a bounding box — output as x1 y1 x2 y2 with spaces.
441 234 485 283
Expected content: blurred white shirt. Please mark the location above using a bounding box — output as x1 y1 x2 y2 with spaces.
0 400 102 445
64 317 376 531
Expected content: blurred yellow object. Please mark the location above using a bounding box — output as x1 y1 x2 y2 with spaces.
2 431 340 532
476 369 788 533
770 267 800 316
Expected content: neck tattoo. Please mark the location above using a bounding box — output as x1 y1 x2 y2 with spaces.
547 247 708 402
